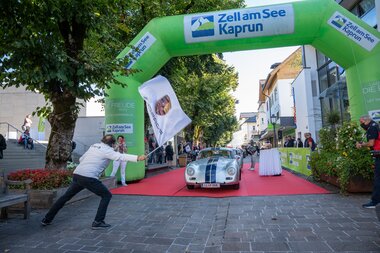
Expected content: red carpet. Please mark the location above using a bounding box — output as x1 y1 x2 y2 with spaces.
111 163 330 197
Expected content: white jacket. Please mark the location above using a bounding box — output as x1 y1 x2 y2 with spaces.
73 142 138 179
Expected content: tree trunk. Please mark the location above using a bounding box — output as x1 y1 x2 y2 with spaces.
45 92 78 169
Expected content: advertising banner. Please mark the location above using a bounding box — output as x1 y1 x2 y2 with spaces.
279 148 311 176
184 4 294 43
105 99 137 147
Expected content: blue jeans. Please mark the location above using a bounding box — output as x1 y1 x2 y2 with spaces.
24 137 34 149
44 174 112 222
372 157 380 203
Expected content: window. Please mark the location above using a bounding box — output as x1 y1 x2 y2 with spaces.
312 80 318 97
327 67 338 87
316 51 328 68
318 67 328 93
351 0 375 17
274 87 278 102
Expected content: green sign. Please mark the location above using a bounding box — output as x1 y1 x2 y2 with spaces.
279 148 311 176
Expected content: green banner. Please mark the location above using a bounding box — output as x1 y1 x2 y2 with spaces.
279 148 312 176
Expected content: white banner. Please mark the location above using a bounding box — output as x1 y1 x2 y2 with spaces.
328 11 379 51
184 4 294 43
138 75 191 147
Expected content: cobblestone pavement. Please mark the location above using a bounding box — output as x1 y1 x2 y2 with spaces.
1 155 380 253
1 192 379 253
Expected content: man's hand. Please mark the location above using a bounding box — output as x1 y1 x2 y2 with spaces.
137 155 146 161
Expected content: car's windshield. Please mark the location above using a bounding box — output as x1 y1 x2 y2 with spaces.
198 150 232 159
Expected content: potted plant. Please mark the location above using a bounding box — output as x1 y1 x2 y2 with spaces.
8 166 116 208
310 122 374 193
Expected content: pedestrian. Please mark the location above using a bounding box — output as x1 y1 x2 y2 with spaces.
22 129 34 149
304 132 316 151
356 115 380 208
284 136 289 147
41 134 146 229
110 135 128 186
288 136 295 147
296 138 303 148
165 141 174 168
0 134 6 159
22 114 33 131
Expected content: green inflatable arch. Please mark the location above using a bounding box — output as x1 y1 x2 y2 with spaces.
105 0 380 181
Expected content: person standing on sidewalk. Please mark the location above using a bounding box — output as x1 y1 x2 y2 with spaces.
110 135 128 186
165 141 174 168
356 115 380 209
41 134 146 229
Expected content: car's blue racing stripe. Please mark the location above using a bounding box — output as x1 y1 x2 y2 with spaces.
205 158 213 183
210 157 218 183
205 157 219 183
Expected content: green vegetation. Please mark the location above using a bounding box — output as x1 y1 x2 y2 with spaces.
310 122 373 193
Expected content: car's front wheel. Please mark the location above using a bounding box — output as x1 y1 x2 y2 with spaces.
187 185 194 189
233 183 240 190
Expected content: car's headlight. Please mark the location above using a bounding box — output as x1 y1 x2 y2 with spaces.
186 167 195 176
227 167 236 176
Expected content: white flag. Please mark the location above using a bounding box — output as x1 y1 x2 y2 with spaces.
138 75 191 147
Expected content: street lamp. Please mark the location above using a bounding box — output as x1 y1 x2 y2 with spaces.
271 114 277 148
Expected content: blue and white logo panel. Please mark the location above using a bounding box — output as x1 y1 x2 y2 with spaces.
184 4 294 43
328 11 379 51
191 15 215 38
125 32 157 69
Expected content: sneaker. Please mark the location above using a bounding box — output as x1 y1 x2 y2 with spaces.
41 218 52 226
362 201 378 209
122 183 128 186
91 220 111 230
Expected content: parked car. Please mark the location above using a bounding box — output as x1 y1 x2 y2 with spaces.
184 147 242 190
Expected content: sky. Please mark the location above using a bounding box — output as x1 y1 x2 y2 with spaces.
224 46 299 116
223 0 299 117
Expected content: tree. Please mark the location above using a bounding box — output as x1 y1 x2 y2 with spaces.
0 0 133 169
0 0 244 169
164 56 239 146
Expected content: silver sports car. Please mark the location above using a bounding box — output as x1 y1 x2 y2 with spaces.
185 147 242 190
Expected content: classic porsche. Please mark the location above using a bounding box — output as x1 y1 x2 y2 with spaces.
185 147 242 190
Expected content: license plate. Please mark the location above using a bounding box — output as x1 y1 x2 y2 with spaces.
201 183 220 188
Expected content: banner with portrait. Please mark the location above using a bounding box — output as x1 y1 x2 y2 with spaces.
138 75 191 147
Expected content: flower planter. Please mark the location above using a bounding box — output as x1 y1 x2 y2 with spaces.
10 176 116 209
319 174 373 193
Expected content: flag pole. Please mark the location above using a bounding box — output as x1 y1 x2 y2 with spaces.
146 145 163 157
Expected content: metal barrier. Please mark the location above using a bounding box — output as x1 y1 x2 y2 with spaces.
0 122 47 149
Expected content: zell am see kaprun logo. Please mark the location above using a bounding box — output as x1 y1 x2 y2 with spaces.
328 11 379 51
185 5 294 43
191 15 215 37
331 15 347 29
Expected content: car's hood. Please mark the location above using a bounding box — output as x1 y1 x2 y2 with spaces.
188 157 235 170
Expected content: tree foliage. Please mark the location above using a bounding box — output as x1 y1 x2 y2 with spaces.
162 56 239 146
0 0 134 168
0 0 244 169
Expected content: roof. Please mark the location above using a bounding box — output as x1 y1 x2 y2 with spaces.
261 47 302 94
239 112 257 120
245 116 257 123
